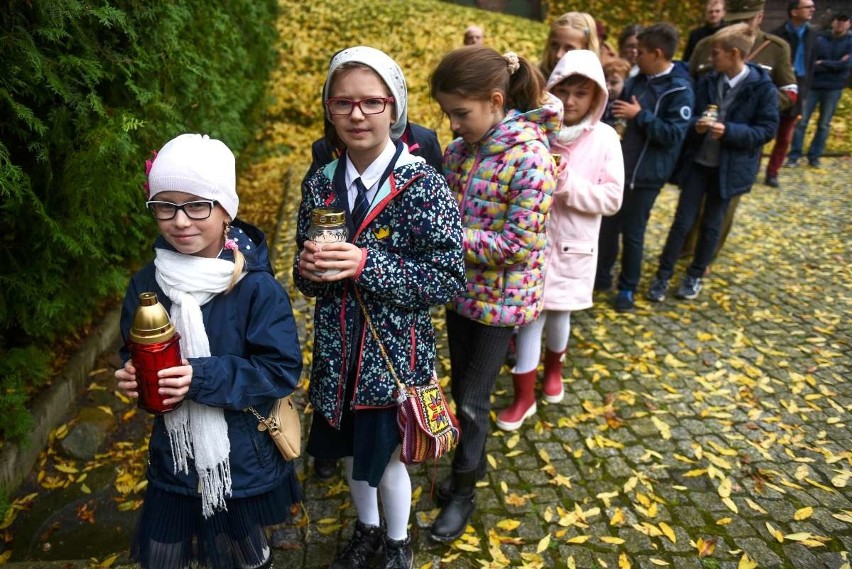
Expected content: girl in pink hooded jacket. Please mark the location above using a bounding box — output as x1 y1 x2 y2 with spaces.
497 49 625 431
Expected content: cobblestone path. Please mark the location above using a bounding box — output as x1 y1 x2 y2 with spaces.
275 158 851 569
4 158 849 569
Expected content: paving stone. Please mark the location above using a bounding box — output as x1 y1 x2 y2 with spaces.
8 158 852 569
671 555 703 569
734 537 784 567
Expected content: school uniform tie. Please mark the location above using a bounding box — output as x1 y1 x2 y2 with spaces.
351 177 370 228
722 82 731 99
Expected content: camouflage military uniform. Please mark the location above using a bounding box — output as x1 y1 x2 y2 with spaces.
680 28 796 261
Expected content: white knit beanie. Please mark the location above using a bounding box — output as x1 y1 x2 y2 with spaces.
322 46 408 140
147 133 239 220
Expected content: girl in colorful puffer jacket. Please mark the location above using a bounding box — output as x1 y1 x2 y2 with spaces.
429 45 561 543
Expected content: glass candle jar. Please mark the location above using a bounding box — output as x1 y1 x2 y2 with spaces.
307 208 349 276
126 292 182 414
701 104 719 123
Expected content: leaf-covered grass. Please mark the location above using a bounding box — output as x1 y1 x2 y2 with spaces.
241 0 851 237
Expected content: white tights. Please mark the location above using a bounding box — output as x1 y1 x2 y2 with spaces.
514 310 572 374
343 446 411 540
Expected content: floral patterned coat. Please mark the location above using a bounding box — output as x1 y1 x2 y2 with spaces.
293 144 465 429
442 94 562 327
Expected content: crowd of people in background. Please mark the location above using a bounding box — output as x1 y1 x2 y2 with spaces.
115 2 850 568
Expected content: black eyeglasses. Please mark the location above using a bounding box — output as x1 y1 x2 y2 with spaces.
325 97 394 116
146 200 219 220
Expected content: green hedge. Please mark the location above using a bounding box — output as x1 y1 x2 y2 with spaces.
0 0 278 444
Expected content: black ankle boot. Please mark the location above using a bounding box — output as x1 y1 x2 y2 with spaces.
383 534 413 569
435 461 486 507
330 520 384 569
430 471 477 543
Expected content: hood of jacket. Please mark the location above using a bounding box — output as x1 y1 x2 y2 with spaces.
476 92 563 156
546 49 609 131
152 218 273 275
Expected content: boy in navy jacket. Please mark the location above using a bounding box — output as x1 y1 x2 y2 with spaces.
596 23 695 311
647 23 779 302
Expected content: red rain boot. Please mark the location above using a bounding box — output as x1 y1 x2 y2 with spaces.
496 369 537 431
542 349 565 403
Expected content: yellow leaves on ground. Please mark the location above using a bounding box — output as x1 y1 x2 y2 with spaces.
0 493 37 530
231 3 852 569
738 553 758 569
89 553 120 569
658 522 676 544
650 416 671 440
794 506 814 521
694 537 717 557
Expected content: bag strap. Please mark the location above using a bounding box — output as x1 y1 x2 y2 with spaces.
245 395 291 426
746 40 771 62
246 404 270 424
353 287 407 399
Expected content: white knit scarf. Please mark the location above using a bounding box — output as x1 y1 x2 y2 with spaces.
154 247 243 517
556 117 593 145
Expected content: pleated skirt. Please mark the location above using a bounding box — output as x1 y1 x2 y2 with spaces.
131 473 300 569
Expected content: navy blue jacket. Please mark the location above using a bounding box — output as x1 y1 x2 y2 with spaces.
811 30 852 91
679 64 779 200
620 63 695 190
119 220 303 497
772 21 819 116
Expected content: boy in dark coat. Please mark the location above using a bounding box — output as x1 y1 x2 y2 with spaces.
596 23 695 311
647 23 779 302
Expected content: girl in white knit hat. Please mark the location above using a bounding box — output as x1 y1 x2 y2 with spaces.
115 133 303 569
294 46 465 569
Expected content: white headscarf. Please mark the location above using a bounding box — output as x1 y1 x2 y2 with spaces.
322 46 409 140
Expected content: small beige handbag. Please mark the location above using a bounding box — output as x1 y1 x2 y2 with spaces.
247 396 301 460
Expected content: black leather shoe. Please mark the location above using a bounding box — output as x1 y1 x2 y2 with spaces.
383 534 413 569
331 520 384 569
314 457 338 479
764 175 779 188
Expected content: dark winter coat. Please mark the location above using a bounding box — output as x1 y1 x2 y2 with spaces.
811 30 852 91
772 21 818 116
293 142 465 429
620 64 695 190
119 220 303 498
678 64 779 199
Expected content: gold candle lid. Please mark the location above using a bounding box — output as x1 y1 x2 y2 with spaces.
129 292 176 344
310 208 346 227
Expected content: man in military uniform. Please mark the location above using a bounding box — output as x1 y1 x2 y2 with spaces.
766 0 818 184
680 0 795 264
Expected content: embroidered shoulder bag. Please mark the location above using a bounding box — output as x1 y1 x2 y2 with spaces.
354 288 461 464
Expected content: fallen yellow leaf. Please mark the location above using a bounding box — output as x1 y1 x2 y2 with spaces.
496 519 521 531
794 506 814 520
659 521 676 543
738 552 758 569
